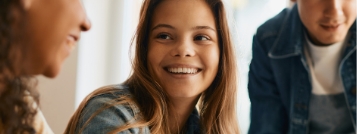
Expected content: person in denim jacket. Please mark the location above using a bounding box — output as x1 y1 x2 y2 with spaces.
65 0 239 133
248 0 356 134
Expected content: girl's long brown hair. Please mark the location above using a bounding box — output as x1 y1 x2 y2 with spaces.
65 0 239 133
0 0 39 133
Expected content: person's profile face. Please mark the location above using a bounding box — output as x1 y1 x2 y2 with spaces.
21 0 91 77
147 0 220 99
293 0 356 45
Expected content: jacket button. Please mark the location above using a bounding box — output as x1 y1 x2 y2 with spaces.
351 87 356 95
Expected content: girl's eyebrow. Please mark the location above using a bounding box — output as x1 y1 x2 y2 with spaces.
192 26 216 32
151 24 175 31
151 24 216 32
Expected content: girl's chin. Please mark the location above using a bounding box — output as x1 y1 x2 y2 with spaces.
42 65 61 78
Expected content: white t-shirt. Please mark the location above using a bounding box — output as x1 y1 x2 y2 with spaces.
305 35 345 95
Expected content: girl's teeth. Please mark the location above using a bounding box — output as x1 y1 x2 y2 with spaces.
183 68 187 72
178 68 182 72
168 67 198 74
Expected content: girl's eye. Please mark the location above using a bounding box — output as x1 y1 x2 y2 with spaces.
194 35 210 41
156 33 172 40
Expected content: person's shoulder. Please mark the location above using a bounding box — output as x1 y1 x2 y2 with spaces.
79 84 143 133
85 84 137 117
256 7 291 41
95 84 132 98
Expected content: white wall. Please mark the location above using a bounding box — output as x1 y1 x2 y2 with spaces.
75 0 141 107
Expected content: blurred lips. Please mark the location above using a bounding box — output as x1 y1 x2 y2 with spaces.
68 34 79 42
320 23 342 32
64 34 79 56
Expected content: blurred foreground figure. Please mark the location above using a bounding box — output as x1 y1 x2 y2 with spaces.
0 0 91 133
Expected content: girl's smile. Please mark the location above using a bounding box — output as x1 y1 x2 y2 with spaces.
163 64 203 78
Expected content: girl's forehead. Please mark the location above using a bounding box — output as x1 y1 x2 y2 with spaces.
151 0 216 29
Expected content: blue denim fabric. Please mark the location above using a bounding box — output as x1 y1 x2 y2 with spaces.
248 4 356 134
76 84 201 134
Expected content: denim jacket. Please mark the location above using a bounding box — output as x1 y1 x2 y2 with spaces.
248 4 356 134
76 84 200 134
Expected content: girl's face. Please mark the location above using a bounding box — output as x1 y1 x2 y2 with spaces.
21 0 91 77
148 0 219 99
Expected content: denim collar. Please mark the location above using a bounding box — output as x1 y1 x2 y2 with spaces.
268 4 356 59
185 108 200 134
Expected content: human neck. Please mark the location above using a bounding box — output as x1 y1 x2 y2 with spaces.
306 31 347 47
168 96 200 134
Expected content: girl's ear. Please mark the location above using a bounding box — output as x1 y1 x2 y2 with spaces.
21 0 32 10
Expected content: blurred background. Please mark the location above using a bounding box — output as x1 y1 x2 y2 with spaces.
37 0 291 133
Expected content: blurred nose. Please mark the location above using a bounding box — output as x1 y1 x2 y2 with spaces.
78 2 91 31
324 0 343 19
171 38 196 57
81 17 91 31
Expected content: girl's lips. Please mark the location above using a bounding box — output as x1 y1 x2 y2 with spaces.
164 67 202 74
67 36 75 42
64 35 77 57
68 34 79 42
163 64 203 76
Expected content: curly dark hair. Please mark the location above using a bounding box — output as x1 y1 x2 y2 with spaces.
0 0 39 133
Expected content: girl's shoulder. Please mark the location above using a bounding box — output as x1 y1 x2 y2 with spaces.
93 84 132 98
84 84 139 117
78 84 146 133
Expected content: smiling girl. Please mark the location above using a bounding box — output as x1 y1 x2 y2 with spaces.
65 0 239 133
